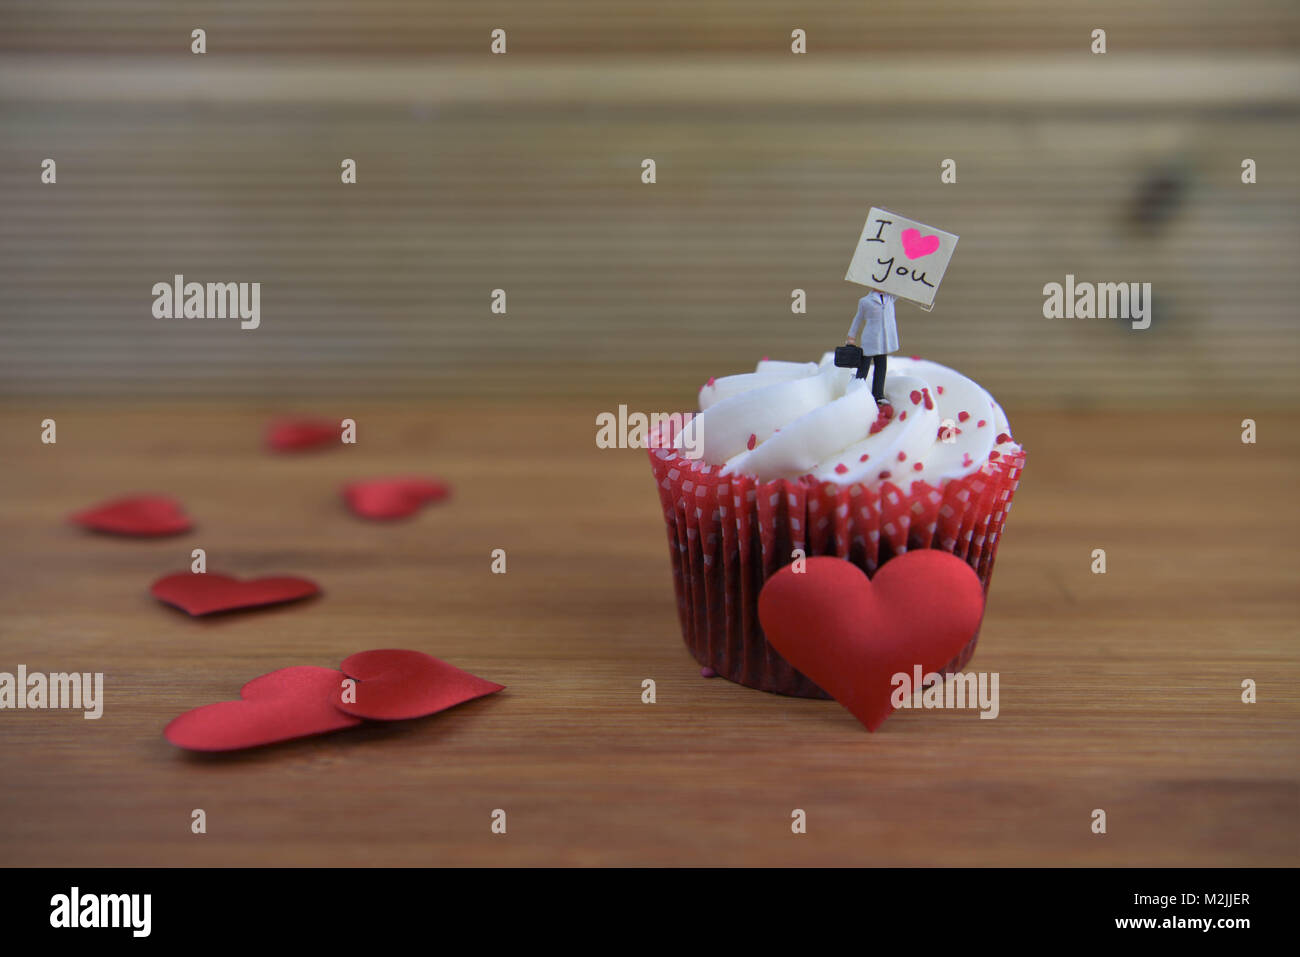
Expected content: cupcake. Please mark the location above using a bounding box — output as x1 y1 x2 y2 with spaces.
647 354 1025 697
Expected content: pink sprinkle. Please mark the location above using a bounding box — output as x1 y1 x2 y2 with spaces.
761 356 770 362
996 432 1011 444
910 355 921 360
746 433 757 450
961 453 973 467
897 451 906 462
706 377 715 388
912 462 923 472
859 453 870 462
834 463 848 475
878 470 891 480
936 386 944 395
898 411 907 422
977 420 987 428
957 411 970 423
909 390 922 405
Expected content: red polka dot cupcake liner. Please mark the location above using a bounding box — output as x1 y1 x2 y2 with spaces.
648 420 1026 698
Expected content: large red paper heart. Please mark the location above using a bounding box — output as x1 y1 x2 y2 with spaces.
266 417 337 452
758 552 985 731
165 666 362 751
343 477 450 520
334 649 503 721
70 495 192 537
151 572 320 616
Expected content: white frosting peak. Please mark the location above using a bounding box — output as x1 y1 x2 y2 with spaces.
680 355 1016 486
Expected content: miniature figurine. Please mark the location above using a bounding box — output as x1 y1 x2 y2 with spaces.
833 290 897 404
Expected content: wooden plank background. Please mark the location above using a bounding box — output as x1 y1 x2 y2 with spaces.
1 56 1298 406
0 402 1295 866
3 0 1299 54
0 2 1297 867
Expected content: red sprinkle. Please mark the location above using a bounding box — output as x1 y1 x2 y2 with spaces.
705 376 715 388
897 451 907 462
899 411 907 421
910 355 921 360
878 470 891 480
909 390 922 405
868 405 895 435
936 386 944 395
989 450 1000 460
859 453 870 462
996 432 1011 444
746 433 757 450
834 463 848 475
957 411 970 423
912 462 923 471
977 420 987 428
761 356 770 362
922 388 934 410
961 453 973 467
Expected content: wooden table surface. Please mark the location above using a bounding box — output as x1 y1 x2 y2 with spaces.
0 401 1296 867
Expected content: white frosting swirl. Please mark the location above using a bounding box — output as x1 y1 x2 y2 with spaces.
676 354 1017 486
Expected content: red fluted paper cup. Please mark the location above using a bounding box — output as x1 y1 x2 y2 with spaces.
648 415 1026 697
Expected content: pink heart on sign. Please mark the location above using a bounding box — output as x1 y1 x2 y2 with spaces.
900 228 941 260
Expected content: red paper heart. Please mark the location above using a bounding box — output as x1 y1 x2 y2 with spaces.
334 649 503 721
70 495 192 537
165 666 362 751
343 477 450 520
758 552 985 731
266 418 337 452
150 572 320 616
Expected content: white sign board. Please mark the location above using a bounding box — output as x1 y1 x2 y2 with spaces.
845 208 959 311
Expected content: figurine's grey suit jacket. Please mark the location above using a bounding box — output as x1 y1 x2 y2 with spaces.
846 291 899 355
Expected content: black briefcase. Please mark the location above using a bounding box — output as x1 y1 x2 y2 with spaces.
833 344 864 369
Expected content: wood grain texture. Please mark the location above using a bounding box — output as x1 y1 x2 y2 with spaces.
2 55 1298 407
0 401 1296 866
3 0 1298 55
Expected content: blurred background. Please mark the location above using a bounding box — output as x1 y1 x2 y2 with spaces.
1 1 1298 873
1 0 1298 409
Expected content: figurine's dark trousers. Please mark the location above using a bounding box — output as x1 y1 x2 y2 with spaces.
855 353 888 403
